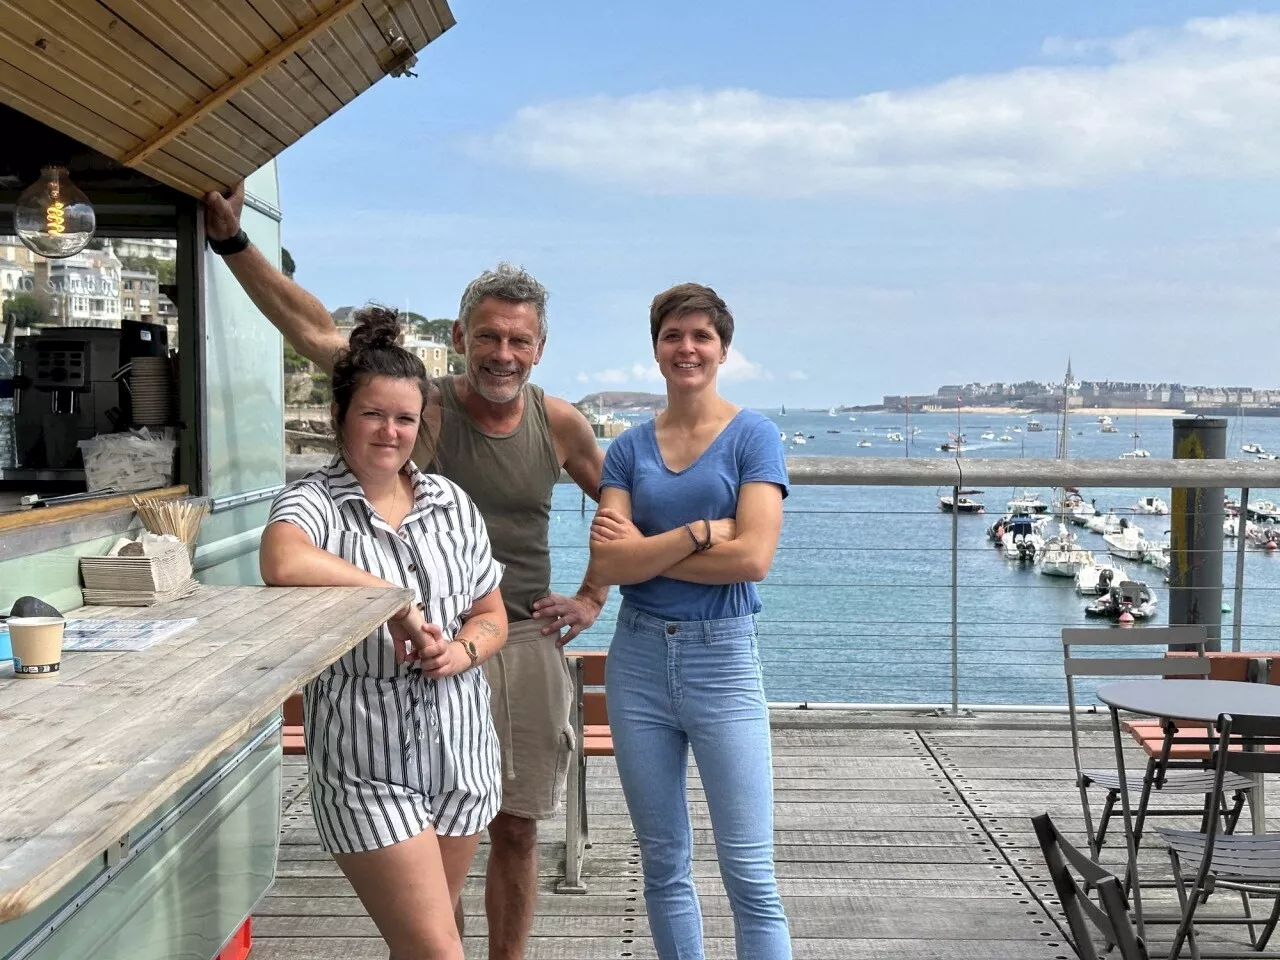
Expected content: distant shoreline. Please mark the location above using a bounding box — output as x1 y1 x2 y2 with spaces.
949 406 1187 418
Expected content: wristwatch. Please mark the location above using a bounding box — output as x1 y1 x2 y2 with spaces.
454 638 479 669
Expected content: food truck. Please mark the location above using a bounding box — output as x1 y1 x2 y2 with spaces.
0 4 453 958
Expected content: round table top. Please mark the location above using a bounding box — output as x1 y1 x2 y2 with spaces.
1096 678 1280 723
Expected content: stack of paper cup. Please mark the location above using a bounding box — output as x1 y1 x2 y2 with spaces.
8 617 65 678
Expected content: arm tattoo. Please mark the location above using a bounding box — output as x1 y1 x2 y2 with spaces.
470 616 502 641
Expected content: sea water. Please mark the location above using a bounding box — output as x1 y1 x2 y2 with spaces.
549 409 1280 706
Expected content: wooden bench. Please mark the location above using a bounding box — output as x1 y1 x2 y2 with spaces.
283 692 305 755
1123 653 1279 760
558 651 611 894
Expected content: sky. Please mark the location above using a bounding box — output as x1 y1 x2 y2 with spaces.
276 1 1280 408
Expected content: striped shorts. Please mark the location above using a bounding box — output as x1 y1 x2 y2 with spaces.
303 666 502 854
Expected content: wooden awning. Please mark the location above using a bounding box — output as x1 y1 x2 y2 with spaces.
0 1 454 198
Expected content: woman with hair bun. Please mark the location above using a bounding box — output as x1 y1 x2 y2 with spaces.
261 305 507 960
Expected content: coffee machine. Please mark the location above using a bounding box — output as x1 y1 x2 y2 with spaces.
13 327 124 473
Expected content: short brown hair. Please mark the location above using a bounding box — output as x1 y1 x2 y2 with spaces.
649 283 734 348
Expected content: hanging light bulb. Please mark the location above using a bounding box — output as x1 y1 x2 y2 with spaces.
14 164 96 259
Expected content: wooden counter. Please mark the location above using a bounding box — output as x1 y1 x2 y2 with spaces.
0 486 188 533
0 583 410 923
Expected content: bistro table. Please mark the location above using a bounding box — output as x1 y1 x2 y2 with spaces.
0 583 410 960
1096 678 1280 936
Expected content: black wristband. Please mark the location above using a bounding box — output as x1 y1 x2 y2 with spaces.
208 228 250 256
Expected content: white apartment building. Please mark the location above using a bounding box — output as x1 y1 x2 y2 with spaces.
110 237 177 261
43 249 123 327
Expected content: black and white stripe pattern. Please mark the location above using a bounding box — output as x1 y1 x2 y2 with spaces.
268 457 504 851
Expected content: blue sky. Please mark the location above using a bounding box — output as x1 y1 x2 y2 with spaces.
277 2 1280 407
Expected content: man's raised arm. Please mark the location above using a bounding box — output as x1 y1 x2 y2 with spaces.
203 183 347 376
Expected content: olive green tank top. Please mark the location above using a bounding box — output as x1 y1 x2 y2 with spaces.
418 378 560 622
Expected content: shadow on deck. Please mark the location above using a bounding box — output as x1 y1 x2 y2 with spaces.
251 711 1271 959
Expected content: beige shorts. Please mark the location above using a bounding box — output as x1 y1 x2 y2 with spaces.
483 619 575 820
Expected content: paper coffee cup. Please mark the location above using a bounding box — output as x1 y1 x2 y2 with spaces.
8 617 65 679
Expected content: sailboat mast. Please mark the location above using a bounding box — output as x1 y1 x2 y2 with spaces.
956 396 962 459
904 395 910 458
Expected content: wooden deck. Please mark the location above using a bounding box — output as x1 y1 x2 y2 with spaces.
251 711 1275 959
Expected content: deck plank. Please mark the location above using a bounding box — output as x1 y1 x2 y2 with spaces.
255 714 1277 958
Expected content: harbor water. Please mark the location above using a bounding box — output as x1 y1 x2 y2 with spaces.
550 409 1280 706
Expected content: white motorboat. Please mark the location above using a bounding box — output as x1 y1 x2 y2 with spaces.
1013 426 1022 433
1040 525 1095 578
886 431 903 442
1076 559 1125 596
1134 495 1169 515
1085 580 1157 621
1243 443 1265 455
1057 493 1097 527
1119 449 1151 459
1002 516 1044 562
1007 492 1050 515
1224 516 1261 539
1141 540 1170 574
998 434 1012 442
1248 500 1280 523
1100 423 1118 433
1026 419 1043 432
791 432 806 445
779 431 787 442
980 432 995 441
857 440 872 448
1086 513 1137 537
828 407 838 416
1104 526 1148 561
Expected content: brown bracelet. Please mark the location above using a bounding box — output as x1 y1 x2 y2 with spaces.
696 518 713 552
684 522 701 551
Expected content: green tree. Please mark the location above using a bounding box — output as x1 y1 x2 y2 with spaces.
281 247 295 279
117 254 175 285
283 341 312 374
3 293 46 328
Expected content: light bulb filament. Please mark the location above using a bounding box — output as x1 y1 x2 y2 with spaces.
46 201 65 236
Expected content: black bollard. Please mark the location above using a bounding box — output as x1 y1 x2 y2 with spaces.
1168 417 1226 651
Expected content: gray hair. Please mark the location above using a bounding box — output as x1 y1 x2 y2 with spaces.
457 262 548 339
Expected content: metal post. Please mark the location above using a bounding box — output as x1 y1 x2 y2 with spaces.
1233 487 1249 652
1169 417 1226 651
950 483 960 715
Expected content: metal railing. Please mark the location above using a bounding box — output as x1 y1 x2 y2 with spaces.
550 457 1280 714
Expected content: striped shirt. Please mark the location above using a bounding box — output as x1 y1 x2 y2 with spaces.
267 456 505 849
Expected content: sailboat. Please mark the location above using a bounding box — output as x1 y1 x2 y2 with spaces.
1041 362 1095 577
1120 409 1150 458
779 404 786 416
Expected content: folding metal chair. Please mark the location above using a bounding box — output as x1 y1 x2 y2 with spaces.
1063 626 1252 862
1033 813 1149 960
1158 713 1280 960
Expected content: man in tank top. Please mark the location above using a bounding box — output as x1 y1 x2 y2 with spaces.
205 185 606 960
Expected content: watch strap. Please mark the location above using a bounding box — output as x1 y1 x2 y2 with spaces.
208 228 250 256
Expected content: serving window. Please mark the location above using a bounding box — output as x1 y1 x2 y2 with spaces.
0 106 200 525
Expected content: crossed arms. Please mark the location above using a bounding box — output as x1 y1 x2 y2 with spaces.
587 482 784 587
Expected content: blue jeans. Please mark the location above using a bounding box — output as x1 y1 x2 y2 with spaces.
606 602 792 960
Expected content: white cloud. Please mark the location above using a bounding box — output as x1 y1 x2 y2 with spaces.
720 349 771 382
575 371 591 383
788 370 809 381
484 14 1280 197
581 349 769 385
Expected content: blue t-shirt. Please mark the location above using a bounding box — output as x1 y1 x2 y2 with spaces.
599 409 789 621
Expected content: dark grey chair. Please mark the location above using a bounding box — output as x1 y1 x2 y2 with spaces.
1063 626 1252 861
1158 713 1280 960
1033 813 1149 960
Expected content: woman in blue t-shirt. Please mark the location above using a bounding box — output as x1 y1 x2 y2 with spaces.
589 283 792 960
